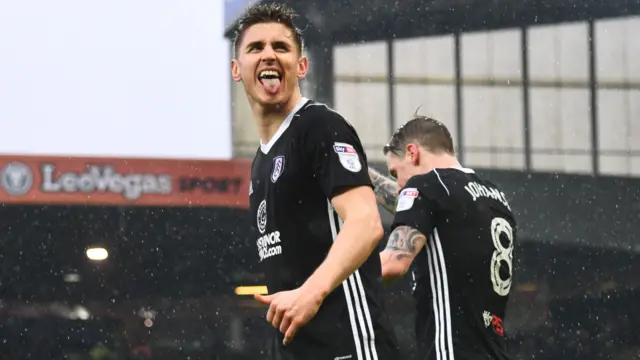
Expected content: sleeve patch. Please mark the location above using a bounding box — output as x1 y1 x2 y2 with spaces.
396 188 419 212
333 142 362 172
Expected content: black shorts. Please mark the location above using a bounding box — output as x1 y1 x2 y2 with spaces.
266 277 401 360
267 322 401 360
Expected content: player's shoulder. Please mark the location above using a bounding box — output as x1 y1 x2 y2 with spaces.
432 167 476 183
295 99 356 132
404 169 457 195
432 167 490 193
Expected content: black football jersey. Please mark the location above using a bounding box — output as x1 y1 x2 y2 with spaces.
391 167 516 360
249 97 400 359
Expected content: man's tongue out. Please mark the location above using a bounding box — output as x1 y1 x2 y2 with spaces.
261 78 281 94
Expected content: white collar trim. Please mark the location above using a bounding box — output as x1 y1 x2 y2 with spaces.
259 97 308 154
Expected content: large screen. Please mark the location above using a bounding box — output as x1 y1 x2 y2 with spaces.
0 0 232 159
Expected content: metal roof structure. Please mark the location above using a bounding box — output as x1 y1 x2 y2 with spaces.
225 0 640 44
224 0 640 252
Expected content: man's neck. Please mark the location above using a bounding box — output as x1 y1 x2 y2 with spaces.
423 154 462 173
252 92 303 145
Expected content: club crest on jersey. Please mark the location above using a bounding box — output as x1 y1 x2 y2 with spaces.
396 188 419 212
333 142 362 172
271 156 285 183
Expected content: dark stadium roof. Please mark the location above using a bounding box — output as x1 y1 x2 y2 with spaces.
225 0 640 45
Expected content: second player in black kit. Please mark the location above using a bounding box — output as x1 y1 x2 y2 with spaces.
393 169 515 360
250 97 400 360
370 116 516 360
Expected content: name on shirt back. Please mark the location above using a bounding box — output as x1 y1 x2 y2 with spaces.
464 181 511 211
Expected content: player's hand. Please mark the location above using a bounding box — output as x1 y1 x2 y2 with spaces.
254 286 324 346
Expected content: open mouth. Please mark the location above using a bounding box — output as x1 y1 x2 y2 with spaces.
258 70 282 94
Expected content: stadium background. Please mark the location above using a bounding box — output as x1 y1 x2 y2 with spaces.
0 0 639 359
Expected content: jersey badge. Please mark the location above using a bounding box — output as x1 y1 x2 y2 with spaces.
257 199 267 234
396 188 419 212
333 142 362 172
271 156 285 183
483 310 505 336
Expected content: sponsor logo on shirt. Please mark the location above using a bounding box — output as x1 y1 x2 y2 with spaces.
396 187 419 212
333 142 362 172
483 310 505 337
256 199 267 234
257 230 282 262
255 199 281 261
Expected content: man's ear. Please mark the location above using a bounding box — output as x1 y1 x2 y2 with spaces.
297 56 308 79
231 59 242 82
406 143 420 165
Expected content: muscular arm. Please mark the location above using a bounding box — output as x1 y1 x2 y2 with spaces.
303 186 384 299
380 225 427 281
368 167 400 214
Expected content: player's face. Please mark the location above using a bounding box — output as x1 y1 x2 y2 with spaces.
231 22 308 107
386 152 417 188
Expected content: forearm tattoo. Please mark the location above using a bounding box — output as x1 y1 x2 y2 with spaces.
385 225 427 260
368 167 400 214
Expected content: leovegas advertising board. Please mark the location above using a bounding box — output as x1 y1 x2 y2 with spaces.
0 155 250 208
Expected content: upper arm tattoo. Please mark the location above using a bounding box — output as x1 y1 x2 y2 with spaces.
368 168 400 214
385 225 427 260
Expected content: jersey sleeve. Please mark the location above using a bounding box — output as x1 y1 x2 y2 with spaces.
303 109 372 199
391 175 441 236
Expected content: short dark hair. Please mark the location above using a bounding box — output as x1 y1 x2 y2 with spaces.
233 3 304 56
383 115 455 157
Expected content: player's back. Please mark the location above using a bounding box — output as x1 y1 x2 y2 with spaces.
409 167 515 360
